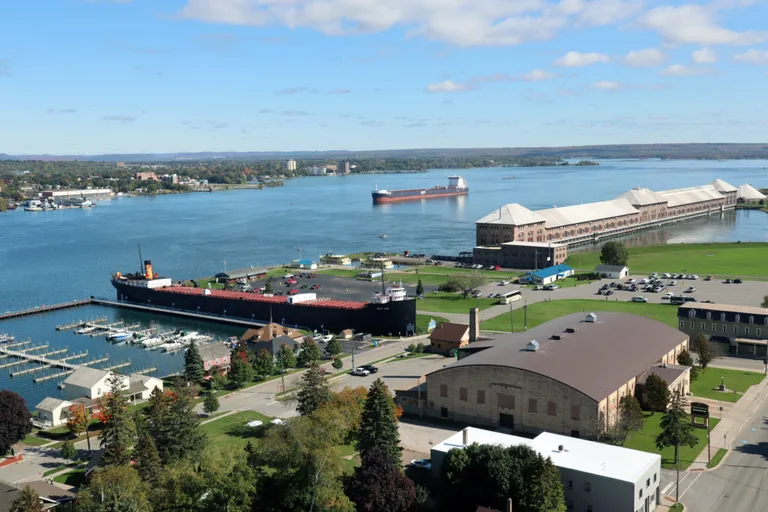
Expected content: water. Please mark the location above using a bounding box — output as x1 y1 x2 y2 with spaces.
0 305 244 409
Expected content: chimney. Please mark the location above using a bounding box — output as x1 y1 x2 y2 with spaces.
506 498 513 512
469 307 480 342
462 428 469 446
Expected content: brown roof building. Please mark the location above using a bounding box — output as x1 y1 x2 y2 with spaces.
429 322 470 354
241 322 302 343
397 312 690 439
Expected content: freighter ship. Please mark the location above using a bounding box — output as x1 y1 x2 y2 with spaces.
112 261 417 336
372 176 469 204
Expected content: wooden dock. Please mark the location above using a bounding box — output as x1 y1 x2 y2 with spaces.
103 360 131 371
5 339 32 349
56 316 107 331
0 299 92 321
34 370 75 383
20 343 50 353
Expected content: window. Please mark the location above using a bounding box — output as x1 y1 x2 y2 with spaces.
690 321 694 329
712 323 716 332
723 324 727 333
440 384 448 398
745 327 750 335
750 316 755 324
736 314 741 322
584 482 591 492
734 325 739 334
706 312 712 320
758 329 762 337
639 489 643 498
721 313 726 321
567 480 573 489
571 405 580 420
459 387 468 402
477 390 485 405
440 407 448 418
701 322 706 330
646 478 650 487
680 320 685 329
548 401 557 416
528 398 538 413
498 394 515 410
688 310 696 318
654 473 657 483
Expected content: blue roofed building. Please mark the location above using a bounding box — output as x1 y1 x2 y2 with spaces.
520 264 574 285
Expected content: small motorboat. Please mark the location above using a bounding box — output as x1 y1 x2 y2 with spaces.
108 331 131 342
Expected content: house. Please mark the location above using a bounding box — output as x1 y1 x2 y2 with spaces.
429 323 470 355
0 480 75 511
431 427 662 512
320 253 352 266
135 171 159 181
127 374 164 400
339 329 354 340
291 259 318 270
198 342 231 372
35 397 74 428
594 264 629 279
241 322 302 343
520 264 574 285
250 335 297 357
63 367 127 401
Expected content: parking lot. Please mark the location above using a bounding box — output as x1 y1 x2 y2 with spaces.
330 353 450 394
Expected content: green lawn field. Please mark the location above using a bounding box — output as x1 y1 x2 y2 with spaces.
200 411 273 448
21 434 49 446
54 468 87 487
690 368 765 402
624 413 720 469
417 292 498 314
481 299 677 332
565 243 768 277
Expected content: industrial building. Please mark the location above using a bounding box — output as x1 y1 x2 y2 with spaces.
473 241 568 269
40 188 112 200
519 264 575 285
594 265 630 279
678 303 768 358
737 183 766 202
396 313 690 437
474 180 738 268
431 427 662 512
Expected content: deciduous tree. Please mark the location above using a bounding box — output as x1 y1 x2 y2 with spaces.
0 390 32 456
656 390 698 465
60 439 77 464
184 340 205 383
98 374 135 467
278 343 296 369
615 395 644 444
446 273 486 298
77 465 151 512
326 337 342 357
677 350 699 381
229 348 255 388
645 373 670 415
332 356 344 372
344 447 416 512
298 339 323 367
254 348 276 378
762 294 768 308
296 363 331 416
599 241 629 266
357 379 401 464
207 365 229 390
692 333 714 369
10 486 41 512
66 403 92 452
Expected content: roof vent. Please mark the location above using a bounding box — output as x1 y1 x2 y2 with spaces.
586 313 597 323
565 328 576 333
551 335 561 340
558 444 565 452
527 340 540 352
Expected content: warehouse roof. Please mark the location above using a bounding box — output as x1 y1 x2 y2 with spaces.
618 187 667 206
656 184 724 207
536 197 639 229
215 266 268 280
594 264 628 273
438 312 688 401
476 204 546 226
530 264 574 280
678 302 768 317
636 364 690 385
712 179 737 193
737 183 766 201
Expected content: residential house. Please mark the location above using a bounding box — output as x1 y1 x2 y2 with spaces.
429 323 470 355
251 334 297 358
594 264 630 279
35 397 74 428
127 374 164 400
198 342 231 372
0 480 75 511
63 367 127 401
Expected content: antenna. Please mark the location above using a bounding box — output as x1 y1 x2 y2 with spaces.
137 244 143 274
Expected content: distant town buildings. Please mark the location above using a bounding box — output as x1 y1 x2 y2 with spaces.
338 160 350 175
135 171 160 181
283 159 297 172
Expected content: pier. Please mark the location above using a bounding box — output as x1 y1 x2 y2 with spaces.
20 343 50 353
56 317 107 331
5 339 32 349
91 297 266 328
0 299 91 320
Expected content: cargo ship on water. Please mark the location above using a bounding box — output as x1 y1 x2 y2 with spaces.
372 176 468 204
112 261 416 336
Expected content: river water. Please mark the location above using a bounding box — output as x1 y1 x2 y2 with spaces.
1 159 767 407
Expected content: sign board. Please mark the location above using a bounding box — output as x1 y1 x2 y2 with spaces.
427 319 437 332
691 402 709 419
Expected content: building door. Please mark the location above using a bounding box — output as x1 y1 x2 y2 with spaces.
499 413 514 428
644 496 649 512
441 407 448 419
570 430 580 438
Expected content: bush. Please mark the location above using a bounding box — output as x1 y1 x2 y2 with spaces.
415 343 425 353
407 344 417 353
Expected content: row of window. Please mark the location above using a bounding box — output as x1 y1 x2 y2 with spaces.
687 309 768 325
680 320 762 337
441 384 583 420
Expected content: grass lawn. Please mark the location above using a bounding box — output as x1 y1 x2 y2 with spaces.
708 448 728 468
200 411 273 448
334 444 360 474
54 468 87 487
565 243 768 277
623 413 720 470
21 434 49 446
690 367 765 402
416 292 497 314
416 314 449 333
481 299 677 332
43 461 85 477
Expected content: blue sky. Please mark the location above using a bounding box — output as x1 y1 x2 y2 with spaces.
2 0 768 154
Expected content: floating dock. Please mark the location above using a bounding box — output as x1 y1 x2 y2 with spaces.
56 316 107 331
0 299 91 320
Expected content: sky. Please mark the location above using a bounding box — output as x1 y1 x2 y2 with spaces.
1 0 768 154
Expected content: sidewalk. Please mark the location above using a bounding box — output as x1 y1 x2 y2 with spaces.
688 372 768 471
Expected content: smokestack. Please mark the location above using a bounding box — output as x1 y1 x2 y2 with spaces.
469 307 480 342
462 428 469 446
506 498 513 512
144 260 153 280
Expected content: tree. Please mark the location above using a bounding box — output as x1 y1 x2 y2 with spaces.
599 241 629 266
407 343 416 353
66 403 93 452
656 390 698 466
10 486 42 512
445 273 486 298
0 390 32 455
326 337 342 357
163 381 208 463
298 339 323 367
207 365 229 390
416 279 424 296
134 432 162 489
645 373 670 415
229 348 255 388
60 439 77 464
203 392 220 416
762 294 768 308
264 280 274 294
314 387 368 445
344 447 416 512
98 374 135 467
677 349 699 381
615 395 644 444
278 343 297 369
415 342 425 353
184 340 205 383
296 363 331 416
76 466 151 512
357 379 401 464
332 356 344 372
254 348 276 378
692 333 714 369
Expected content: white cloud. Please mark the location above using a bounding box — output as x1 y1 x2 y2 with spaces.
592 80 622 90
639 5 767 46
623 48 666 67
692 47 717 63
178 0 643 47
554 51 609 67
661 64 713 76
426 80 471 93
521 69 557 81
734 49 768 65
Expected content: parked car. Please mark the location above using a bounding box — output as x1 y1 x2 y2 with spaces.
704 276 713 281
685 287 696 293
283 273 294 279
734 279 743 284
288 289 299 295
631 296 648 303
472 291 483 298
723 279 732 284
311 284 321 290
626 278 636 284
499 280 510 286
605 290 614 296
351 368 371 376
320 335 333 343
362 364 378 374
544 284 559 290
533 285 544 291
669 280 677 286
410 459 432 470
662 273 671 278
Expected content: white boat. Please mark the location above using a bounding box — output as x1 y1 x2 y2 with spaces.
141 336 166 349
176 331 200 344
24 206 43 212
75 326 97 334
370 282 407 304
108 331 131 341
162 341 184 352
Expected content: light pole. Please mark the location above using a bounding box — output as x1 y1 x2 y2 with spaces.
523 299 528 331
509 302 514 333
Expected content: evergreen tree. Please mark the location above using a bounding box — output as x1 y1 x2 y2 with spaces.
98 373 135 467
264 280 274 294
144 386 171 458
0 390 32 456
203 392 220 416
60 439 77 464
692 333 714 369
656 390 698 465
253 348 275 378
332 356 344 372
278 343 296 369
357 379 401 464
645 373 670 415
416 279 424 296
296 363 331 416
10 486 42 512
325 337 342 357
134 433 163 487
184 340 205 383
298 339 323 367
163 382 208 463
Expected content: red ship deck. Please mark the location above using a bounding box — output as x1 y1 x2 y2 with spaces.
158 286 368 310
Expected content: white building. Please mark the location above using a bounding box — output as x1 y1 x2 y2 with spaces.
594 264 630 279
128 374 165 400
35 397 74 427
283 159 297 172
310 166 327 176
737 183 766 202
63 367 162 401
431 427 662 512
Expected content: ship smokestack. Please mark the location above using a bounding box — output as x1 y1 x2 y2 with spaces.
144 260 154 280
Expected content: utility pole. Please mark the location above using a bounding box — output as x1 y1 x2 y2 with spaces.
279 351 286 392
509 302 514 333
523 299 528 331
351 335 356 369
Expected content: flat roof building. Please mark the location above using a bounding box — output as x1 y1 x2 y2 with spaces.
678 302 768 358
